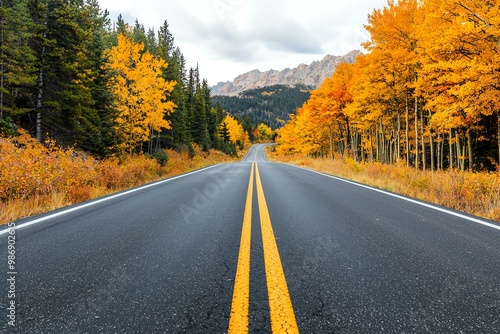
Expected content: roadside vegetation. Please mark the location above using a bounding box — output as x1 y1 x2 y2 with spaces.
272 1 500 223
268 148 500 223
0 131 242 224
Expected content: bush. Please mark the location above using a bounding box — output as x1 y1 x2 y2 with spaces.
0 132 238 224
152 149 169 166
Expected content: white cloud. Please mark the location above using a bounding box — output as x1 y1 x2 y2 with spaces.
98 0 388 84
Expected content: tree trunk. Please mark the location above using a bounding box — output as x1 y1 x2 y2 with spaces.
466 127 473 171
155 130 161 151
338 123 344 156
148 126 154 155
388 130 393 164
378 122 382 162
436 131 441 170
415 96 419 169
36 66 44 143
370 127 375 163
405 92 410 167
440 134 445 170
35 31 46 143
329 127 334 160
449 129 454 169
497 112 500 166
456 131 464 171
429 110 434 171
420 106 426 170
397 110 401 163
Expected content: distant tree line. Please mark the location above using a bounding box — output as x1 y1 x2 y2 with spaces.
212 84 312 130
0 0 239 157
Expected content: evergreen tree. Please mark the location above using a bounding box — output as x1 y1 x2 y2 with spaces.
186 67 196 139
157 20 174 60
145 27 156 55
28 0 52 142
242 115 255 142
219 119 230 143
33 0 95 145
132 19 147 46
116 14 127 35
156 21 191 148
166 49 191 147
191 88 209 149
202 79 215 148
79 0 118 157
0 0 37 130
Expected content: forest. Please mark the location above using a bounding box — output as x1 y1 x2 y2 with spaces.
0 0 252 158
276 0 500 172
212 84 312 130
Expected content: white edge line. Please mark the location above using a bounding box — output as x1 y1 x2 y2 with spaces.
282 162 500 232
0 164 221 235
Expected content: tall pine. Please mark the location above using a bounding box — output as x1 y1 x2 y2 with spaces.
0 0 36 133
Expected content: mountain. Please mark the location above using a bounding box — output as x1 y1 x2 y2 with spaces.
211 50 362 96
212 84 312 130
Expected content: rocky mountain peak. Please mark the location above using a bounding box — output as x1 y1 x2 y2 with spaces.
212 50 362 96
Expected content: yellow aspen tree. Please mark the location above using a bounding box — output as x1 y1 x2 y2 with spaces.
223 114 245 144
275 115 300 155
106 34 175 154
363 0 422 166
346 52 387 162
315 62 354 159
417 0 500 169
294 102 324 156
257 123 273 141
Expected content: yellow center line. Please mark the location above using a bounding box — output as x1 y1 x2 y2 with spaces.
228 162 254 334
229 161 299 333
255 162 299 334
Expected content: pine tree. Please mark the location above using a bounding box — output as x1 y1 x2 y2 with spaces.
219 120 230 143
79 0 119 157
26 0 95 145
202 79 216 148
191 88 209 149
132 19 147 46
0 0 37 130
166 49 191 147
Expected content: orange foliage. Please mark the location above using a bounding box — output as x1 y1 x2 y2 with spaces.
0 131 237 224
269 148 500 222
277 0 500 170
223 114 247 144
106 34 176 154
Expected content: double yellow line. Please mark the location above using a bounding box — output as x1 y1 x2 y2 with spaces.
228 162 299 334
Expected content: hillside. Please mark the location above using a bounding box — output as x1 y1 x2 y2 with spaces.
211 50 362 96
212 84 312 130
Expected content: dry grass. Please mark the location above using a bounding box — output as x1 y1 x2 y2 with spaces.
268 148 500 222
0 133 242 224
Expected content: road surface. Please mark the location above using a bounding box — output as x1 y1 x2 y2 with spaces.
1 144 500 333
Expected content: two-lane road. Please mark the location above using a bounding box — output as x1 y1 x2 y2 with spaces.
2 144 500 333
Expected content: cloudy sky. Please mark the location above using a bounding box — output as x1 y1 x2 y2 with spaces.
98 0 389 85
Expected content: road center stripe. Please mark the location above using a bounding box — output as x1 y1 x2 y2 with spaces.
228 162 254 334
255 163 299 333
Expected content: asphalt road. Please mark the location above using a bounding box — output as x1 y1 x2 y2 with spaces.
1 144 500 333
